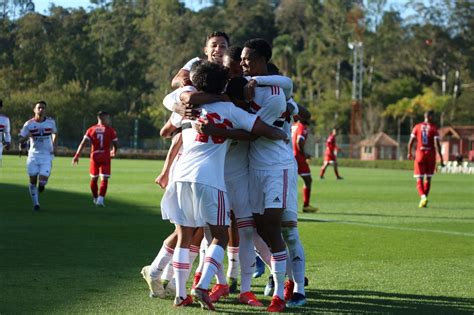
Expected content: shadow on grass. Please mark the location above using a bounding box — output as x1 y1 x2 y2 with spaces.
0 183 174 314
299 212 474 221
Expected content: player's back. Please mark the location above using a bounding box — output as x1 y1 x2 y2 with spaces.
248 86 293 170
86 124 117 157
413 122 438 152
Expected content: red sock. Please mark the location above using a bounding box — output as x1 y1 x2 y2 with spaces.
303 187 310 207
99 179 108 197
416 178 424 197
424 179 431 196
90 179 98 198
320 167 325 177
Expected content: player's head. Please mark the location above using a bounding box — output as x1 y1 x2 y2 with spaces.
204 31 230 65
223 46 243 79
424 110 434 122
241 38 272 76
33 101 47 118
192 61 229 95
226 76 249 110
97 111 111 125
189 59 204 85
267 62 281 75
332 127 338 135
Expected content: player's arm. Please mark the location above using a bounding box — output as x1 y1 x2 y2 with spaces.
180 91 229 108
407 134 415 160
3 117 11 150
18 123 30 153
155 133 182 189
171 69 192 89
435 137 444 167
251 75 293 100
111 139 119 158
297 136 310 158
194 121 258 141
251 118 288 141
72 137 90 165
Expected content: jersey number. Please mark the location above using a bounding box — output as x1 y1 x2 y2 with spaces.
421 127 428 145
97 133 104 149
195 113 233 144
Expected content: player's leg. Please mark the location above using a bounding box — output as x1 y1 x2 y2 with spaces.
424 176 432 197
226 211 240 293
415 157 428 207
333 160 343 179
149 230 177 283
96 162 110 206
89 159 99 204
28 171 40 210
173 224 194 307
37 160 52 193
191 228 205 290
320 161 329 179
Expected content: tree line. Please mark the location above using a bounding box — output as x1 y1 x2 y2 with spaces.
0 0 472 148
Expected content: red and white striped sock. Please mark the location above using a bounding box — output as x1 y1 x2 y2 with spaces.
150 244 174 279
197 244 224 290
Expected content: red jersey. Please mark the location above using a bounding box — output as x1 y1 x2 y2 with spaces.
411 122 439 153
291 122 309 157
325 134 337 153
85 124 118 159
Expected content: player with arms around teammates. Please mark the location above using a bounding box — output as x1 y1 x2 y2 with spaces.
19 101 57 211
72 111 119 207
407 110 444 208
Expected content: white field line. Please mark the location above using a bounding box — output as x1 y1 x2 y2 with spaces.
300 217 474 237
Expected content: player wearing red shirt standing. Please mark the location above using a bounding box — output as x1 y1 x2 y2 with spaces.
320 128 343 179
407 110 444 208
291 119 318 213
72 111 118 206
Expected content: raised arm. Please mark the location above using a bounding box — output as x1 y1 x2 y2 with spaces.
171 69 192 89
155 133 183 189
252 75 293 100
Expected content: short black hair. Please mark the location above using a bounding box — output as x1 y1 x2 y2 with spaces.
425 110 435 117
192 61 229 94
35 100 47 107
206 31 230 46
267 62 280 75
97 111 110 118
243 38 272 62
226 77 248 101
224 46 243 62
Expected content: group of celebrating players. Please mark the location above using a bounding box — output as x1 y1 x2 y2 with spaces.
0 29 445 313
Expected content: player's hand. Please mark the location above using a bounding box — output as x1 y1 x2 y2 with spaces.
72 155 79 165
244 79 257 102
155 173 169 189
407 153 413 160
4 143 10 150
440 160 445 167
194 118 214 135
110 150 116 158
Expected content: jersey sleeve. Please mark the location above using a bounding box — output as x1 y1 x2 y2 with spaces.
20 121 30 138
255 93 286 126
410 124 418 138
163 85 197 111
3 117 11 143
252 75 293 100
51 119 58 133
227 106 258 132
170 112 183 128
85 127 94 140
181 57 201 71
111 128 118 141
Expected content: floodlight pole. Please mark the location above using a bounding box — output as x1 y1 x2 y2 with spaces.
349 41 363 159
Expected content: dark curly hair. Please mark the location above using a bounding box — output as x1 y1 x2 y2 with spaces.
192 62 229 94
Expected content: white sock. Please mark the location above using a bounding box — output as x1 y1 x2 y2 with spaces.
237 218 256 293
172 247 190 299
197 243 224 290
150 244 174 279
271 251 287 299
195 238 207 274
97 195 104 204
29 184 39 206
161 261 174 282
184 244 200 281
253 232 272 267
227 246 240 279
215 263 227 284
283 227 306 295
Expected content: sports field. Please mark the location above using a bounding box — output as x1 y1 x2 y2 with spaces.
0 156 473 314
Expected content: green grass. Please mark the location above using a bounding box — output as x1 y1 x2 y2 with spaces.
0 156 473 314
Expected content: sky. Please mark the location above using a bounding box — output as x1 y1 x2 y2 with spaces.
31 0 421 16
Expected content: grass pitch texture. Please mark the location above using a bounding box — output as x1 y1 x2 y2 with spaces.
0 156 473 314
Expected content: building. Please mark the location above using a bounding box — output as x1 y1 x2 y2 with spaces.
359 132 398 160
439 126 474 162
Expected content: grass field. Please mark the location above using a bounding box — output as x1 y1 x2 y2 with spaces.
0 155 473 314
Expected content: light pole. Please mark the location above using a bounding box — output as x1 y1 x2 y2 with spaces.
348 41 363 158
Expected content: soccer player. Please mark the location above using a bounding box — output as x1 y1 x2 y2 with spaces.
161 62 288 310
171 31 230 89
19 101 57 211
0 99 11 164
241 38 293 312
72 111 118 206
292 118 319 213
407 110 444 208
320 128 343 179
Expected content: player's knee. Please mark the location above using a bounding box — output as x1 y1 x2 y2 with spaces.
38 177 48 187
282 227 300 247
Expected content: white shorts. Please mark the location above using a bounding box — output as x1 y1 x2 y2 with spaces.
282 165 298 222
226 173 252 219
27 157 52 177
249 168 289 215
160 181 230 227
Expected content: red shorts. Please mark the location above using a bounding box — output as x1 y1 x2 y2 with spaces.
414 151 436 177
295 155 311 176
90 154 111 177
324 152 336 162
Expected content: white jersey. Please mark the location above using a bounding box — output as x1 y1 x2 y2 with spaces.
248 86 293 170
163 85 197 111
182 57 201 71
20 117 57 160
170 96 257 191
225 140 249 181
0 114 11 144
